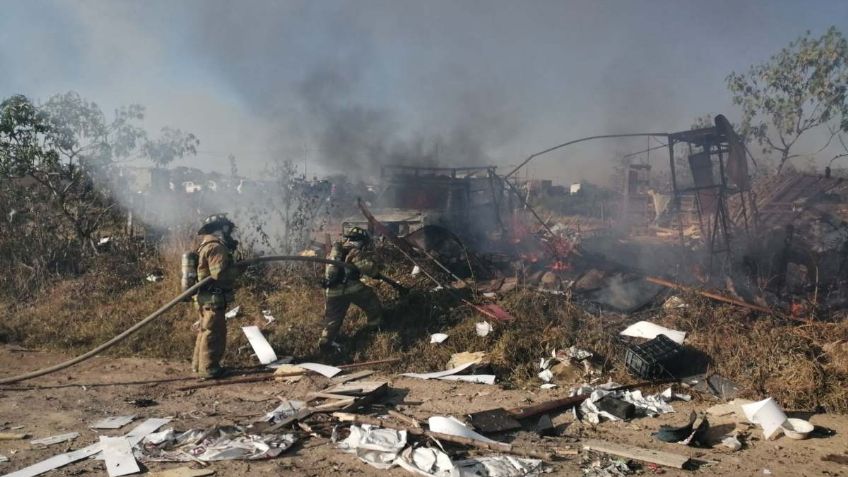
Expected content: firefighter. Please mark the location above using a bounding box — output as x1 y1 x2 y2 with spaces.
192 214 241 378
319 226 383 355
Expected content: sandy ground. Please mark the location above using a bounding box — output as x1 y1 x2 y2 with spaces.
0 346 846 477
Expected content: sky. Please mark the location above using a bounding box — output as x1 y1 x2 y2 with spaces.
1 0 846 185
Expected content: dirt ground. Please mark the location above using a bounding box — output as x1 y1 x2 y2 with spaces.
0 346 846 477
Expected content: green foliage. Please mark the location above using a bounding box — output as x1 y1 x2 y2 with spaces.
142 127 199 168
727 26 848 173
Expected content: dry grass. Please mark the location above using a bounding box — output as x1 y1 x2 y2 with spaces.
1 243 847 413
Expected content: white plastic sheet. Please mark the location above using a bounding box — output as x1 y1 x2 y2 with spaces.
620 321 686 344
742 398 788 440
139 426 295 462
401 362 475 380
456 455 543 477
224 306 240 319
242 326 278 365
427 416 499 445
338 424 407 469
396 446 455 477
475 322 493 337
430 333 449 344
298 362 342 378
262 400 306 423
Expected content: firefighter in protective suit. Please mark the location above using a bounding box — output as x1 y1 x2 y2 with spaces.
319 227 383 354
192 214 242 378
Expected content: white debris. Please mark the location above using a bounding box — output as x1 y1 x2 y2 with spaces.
540 384 557 390
483 292 497 298
721 434 742 451
663 296 688 309
660 387 691 402
98 237 112 245
538 369 554 383
225 306 240 320
620 321 686 344
261 310 275 324
427 416 499 445
100 436 139 477
456 455 544 477
91 416 136 430
742 398 788 440
475 322 493 337
338 424 407 469
262 400 306 423
397 446 455 477
242 326 278 365
30 432 80 446
0 454 8 463
145 273 163 283
412 265 421 276
574 383 680 424
139 426 295 462
556 346 593 361
298 362 342 378
430 333 449 344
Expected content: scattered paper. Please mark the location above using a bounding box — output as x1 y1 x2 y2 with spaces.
430 333 449 344
6 418 169 477
338 424 407 469
538 370 553 383
91 415 136 430
456 455 543 477
439 375 496 385
140 426 295 461
99 436 139 477
574 384 678 424
620 321 686 344
742 398 788 440
412 265 421 276
660 387 691 402
262 400 306 423
397 446 455 477
298 362 342 378
30 433 79 446
475 322 493 337
261 310 275 324
242 326 278 365
145 273 163 283
225 306 240 320
447 352 487 369
427 416 499 445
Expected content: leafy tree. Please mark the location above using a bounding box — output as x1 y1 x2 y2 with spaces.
727 26 848 174
142 127 199 168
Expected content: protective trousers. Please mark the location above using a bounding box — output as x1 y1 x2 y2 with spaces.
319 286 383 349
192 303 227 376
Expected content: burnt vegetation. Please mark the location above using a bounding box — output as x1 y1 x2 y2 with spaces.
1 27 848 414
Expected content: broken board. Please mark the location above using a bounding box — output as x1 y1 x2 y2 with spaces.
330 370 375 384
582 439 690 469
99 436 139 477
324 380 388 397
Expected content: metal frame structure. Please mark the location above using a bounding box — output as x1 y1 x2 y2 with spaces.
666 119 755 271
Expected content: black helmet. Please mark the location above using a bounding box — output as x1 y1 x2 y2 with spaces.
343 226 371 243
198 213 236 235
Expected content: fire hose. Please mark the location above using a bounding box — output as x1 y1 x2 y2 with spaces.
0 256 361 385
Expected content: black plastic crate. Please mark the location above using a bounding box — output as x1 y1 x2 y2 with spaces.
625 334 684 379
